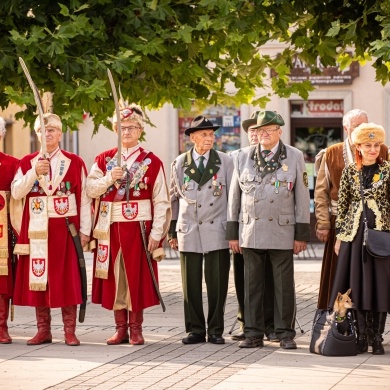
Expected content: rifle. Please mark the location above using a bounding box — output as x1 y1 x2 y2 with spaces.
65 218 87 322
139 221 166 312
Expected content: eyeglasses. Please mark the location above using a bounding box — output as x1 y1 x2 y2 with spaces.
122 126 141 133
255 126 280 135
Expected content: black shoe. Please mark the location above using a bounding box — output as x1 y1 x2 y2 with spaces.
238 336 264 348
208 335 225 344
280 337 297 349
231 332 245 341
372 335 385 355
357 336 368 354
182 333 206 345
266 332 279 342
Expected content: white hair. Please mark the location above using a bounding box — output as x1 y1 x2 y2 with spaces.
0 117 6 138
343 109 368 129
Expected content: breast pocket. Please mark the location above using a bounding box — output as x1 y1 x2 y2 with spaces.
278 215 295 226
176 222 189 233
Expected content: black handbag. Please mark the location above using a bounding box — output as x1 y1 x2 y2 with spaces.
358 171 390 258
309 309 357 356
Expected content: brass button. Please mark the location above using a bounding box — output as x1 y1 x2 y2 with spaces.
210 221 214 224
210 203 213 206
254 199 258 202
199 221 202 225
255 217 259 220
286 219 289 224
198 204 202 208
269 217 273 221
198 187 202 191
270 200 274 203
179 229 181 232
208 186 212 189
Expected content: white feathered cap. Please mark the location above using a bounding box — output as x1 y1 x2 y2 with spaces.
34 113 62 132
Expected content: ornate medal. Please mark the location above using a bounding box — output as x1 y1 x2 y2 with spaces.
118 187 125 196
282 164 288 172
213 188 222 196
139 182 145 189
274 180 280 194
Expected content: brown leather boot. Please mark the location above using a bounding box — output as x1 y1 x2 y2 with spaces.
62 305 80 346
0 295 12 344
27 307 52 345
129 310 144 345
107 309 129 345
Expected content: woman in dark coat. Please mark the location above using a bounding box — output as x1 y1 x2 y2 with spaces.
332 122 390 355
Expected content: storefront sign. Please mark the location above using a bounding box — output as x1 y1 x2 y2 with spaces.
271 55 359 85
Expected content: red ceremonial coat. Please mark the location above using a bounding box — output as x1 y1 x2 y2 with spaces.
13 150 86 308
91 148 163 312
0 152 19 297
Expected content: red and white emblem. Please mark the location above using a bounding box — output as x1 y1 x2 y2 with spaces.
32 258 45 277
0 224 3 238
122 202 138 220
97 244 109 263
0 194 5 211
54 197 69 215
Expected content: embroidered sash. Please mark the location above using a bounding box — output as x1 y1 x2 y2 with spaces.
93 199 152 279
94 152 151 280
0 191 9 275
28 194 77 290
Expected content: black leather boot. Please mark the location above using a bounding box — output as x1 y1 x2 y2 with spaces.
356 310 368 354
366 311 374 347
372 312 387 355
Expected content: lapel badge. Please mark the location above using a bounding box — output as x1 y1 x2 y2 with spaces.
282 164 288 171
190 169 195 174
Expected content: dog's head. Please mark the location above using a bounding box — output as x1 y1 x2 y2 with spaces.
333 288 354 318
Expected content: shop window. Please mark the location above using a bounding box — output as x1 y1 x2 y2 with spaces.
178 105 241 154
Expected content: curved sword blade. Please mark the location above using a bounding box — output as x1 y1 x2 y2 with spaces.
107 69 122 167
18 57 48 158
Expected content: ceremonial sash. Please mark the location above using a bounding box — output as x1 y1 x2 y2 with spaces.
28 194 77 291
0 191 9 275
93 199 152 279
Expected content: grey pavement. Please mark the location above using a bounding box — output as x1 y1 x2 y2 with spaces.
1 245 389 390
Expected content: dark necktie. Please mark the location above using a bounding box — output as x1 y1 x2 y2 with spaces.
198 156 205 174
262 150 272 161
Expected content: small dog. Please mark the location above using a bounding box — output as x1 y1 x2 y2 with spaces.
333 288 354 335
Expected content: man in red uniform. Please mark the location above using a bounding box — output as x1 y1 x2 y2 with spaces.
11 113 92 346
87 103 170 345
0 117 19 344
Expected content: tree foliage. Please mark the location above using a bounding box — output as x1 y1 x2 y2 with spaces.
0 0 389 132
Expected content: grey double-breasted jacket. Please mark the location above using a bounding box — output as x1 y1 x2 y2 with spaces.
227 142 310 250
169 148 234 253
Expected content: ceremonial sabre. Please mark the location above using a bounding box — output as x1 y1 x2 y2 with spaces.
65 218 88 323
107 69 122 168
140 221 166 312
18 57 48 158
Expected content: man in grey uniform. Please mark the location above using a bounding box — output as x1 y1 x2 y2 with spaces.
169 116 233 345
227 111 310 349
230 111 277 343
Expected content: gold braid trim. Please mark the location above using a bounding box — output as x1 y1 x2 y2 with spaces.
93 229 110 240
337 202 363 242
29 283 48 291
28 231 48 239
0 258 8 275
0 248 9 258
95 268 108 279
14 243 30 255
367 198 383 231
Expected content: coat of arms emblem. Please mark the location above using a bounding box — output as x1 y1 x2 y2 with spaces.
97 244 109 263
54 197 69 215
32 258 45 277
31 197 44 214
122 202 138 220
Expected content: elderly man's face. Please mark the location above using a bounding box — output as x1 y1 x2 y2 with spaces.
119 119 142 148
36 126 62 153
256 125 282 150
190 129 215 155
247 126 258 146
345 114 368 138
